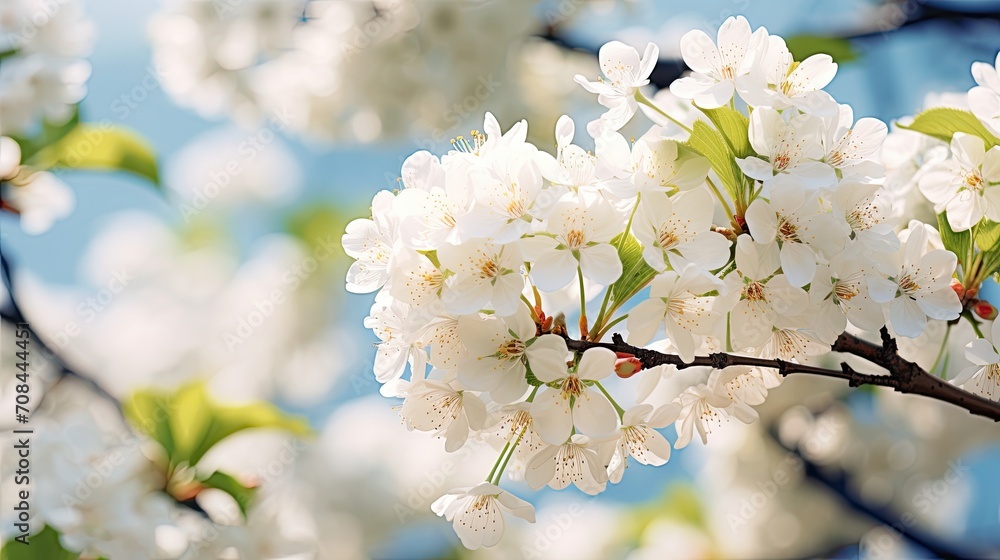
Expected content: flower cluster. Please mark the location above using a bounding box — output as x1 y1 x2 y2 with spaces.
0 0 92 234
0 0 93 134
0 135 75 234
149 0 537 142
345 17 998 549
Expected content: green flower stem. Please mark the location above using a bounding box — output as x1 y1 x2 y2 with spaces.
965 310 985 338
485 440 512 483
593 196 642 338
705 176 736 225
578 266 588 338
593 314 629 342
635 90 693 134
594 380 626 419
521 294 539 323
930 323 952 376
491 424 528 486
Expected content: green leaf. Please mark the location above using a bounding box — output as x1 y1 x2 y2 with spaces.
685 121 746 202
284 204 344 252
898 108 1000 149
976 220 1000 252
2 526 78 560
418 250 441 269
607 232 656 309
199 471 257 518
620 483 706 544
980 246 1000 280
697 106 753 159
124 382 311 468
30 124 160 186
938 213 972 263
123 390 177 459
8 107 80 161
785 35 859 64
524 364 544 387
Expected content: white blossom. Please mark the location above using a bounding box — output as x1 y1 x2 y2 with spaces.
736 107 836 189
457 308 567 403
608 403 680 483
918 133 1000 232
970 51 1000 135
953 318 1000 400
432 483 535 549
531 347 619 445
867 222 962 338
627 265 724 362
574 41 659 133
525 434 612 495
670 16 767 109
737 35 839 116
400 377 488 452
633 189 731 274
521 192 623 291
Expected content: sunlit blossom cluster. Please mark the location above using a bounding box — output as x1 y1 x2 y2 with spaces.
148 0 537 142
0 0 91 234
0 0 93 134
345 16 1000 548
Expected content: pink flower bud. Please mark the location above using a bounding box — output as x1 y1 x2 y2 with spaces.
950 280 965 300
615 357 643 378
974 300 997 320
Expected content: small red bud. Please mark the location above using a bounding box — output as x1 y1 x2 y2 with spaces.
974 300 998 320
950 280 965 299
615 357 643 378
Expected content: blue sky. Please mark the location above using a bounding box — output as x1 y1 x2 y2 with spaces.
2 1 998 554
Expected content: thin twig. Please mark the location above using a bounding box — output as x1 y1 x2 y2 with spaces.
562 329 1000 422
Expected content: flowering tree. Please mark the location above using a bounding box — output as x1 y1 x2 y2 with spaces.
344 16 1000 549
2 0 999 555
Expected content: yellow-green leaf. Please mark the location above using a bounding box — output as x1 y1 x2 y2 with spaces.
785 35 859 64
124 382 311 468
199 471 257 518
607 232 656 308
938 212 971 263
31 124 160 186
284 204 344 253
697 106 753 159
9 107 80 161
685 121 746 202
2 526 78 560
899 108 1000 149
976 220 1000 252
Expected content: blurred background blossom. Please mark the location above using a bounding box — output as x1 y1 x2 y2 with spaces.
0 0 999 558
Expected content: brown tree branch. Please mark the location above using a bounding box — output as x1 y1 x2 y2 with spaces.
562 328 1000 422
